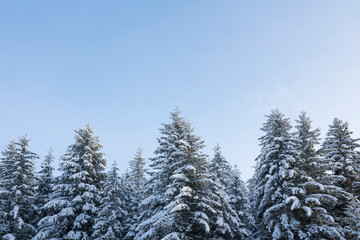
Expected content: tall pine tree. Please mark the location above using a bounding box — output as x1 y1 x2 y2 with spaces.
209 145 251 239
0 141 17 237
34 125 106 240
124 148 148 240
343 195 360 239
36 148 55 217
252 110 308 239
0 136 39 239
321 118 360 239
92 161 127 240
129 147 147 190
294 112 343 239
135 110 243 240
209 144 231 186
227 166 254 237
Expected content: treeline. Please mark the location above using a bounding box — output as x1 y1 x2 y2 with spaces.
0 109 359 240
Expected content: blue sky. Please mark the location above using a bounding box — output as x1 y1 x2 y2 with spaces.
1 1 360 180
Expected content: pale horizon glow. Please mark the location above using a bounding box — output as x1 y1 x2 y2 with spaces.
1 1 360 180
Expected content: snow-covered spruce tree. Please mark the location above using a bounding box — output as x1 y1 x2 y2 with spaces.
0 136 39 240
124 148 148 240
209 144 231 187
227 166 255 236
120 170 136 239
321 118 360 239
129 147 147 190
209 144 251 239
247 159 259 235
252 110 313 239
294 112 343 239
33 125 107 240
343 195 360 239
36 148 55 215
92 161 127 240
0 141 17 237
135 110 241 240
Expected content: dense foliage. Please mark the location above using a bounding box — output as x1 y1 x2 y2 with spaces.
0 110 359 240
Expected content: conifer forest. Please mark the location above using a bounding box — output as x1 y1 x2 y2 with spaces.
0 109 359 240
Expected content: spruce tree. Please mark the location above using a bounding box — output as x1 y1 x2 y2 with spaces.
135 110 240 240
124 148 147 240
209 145 231 184
129 147 147 190
343 195 360 239
227 166 254 237
36 148 55 215
121 171 136 239
321 118 360 239
294 112 343 239
92 161 127 240
252 110 308 239
34 125 107 240
209 145 251 239
0 141 17 237
0 136 39 239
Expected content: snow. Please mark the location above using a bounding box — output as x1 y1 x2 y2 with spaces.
161 232 181 240
301 206 312 217
3 234 15 240
1 110 359 240
285 196 300 210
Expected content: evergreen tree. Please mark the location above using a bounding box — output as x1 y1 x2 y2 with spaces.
135 110 241 240
36 148 55 214
246 166 258 238
294 112 343 239
227 166 254 236
209 145 251 239
121 171 136 239
129 147 147 190
209 144 231 186
92 161 127 240
321 118 360 239
252 110 309 239
0 136 39 239
34 125 107 240
124 148 148 240
0 141 17 237
343 195 360 239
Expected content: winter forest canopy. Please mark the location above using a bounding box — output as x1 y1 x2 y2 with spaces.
0 109 359 240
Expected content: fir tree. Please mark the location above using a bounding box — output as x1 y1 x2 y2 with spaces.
246 167 258 238
121 171 136 239
209 145 251 239
0 136 39 239
252 110 309 239
227 166 254 237
343 195 360 239
135 110 241 240
322 118 360 194
36 148 55 214
294 112 343 239
209 144 231 186
34 125 107 240
321 118 360 239
92 161 127 240
124 148 147 240
135 110 210 240
129 147 147 190
0 141 17 237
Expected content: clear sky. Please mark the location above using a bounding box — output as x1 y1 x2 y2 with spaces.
1 1 360 180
